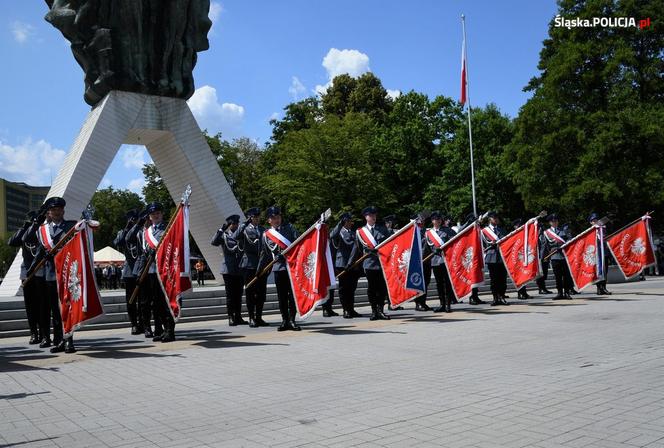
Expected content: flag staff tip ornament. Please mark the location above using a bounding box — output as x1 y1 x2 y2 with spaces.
460 13 477 217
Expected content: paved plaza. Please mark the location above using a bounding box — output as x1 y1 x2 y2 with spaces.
1 278 664 448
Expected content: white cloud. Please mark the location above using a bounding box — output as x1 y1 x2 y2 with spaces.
288 76 306 100
187 85 245 138
127 178 145 195
11 21 34 44
0 138 66 185
315 48 371 95
208 2 223 35
120 145 147 169
386 89 401 100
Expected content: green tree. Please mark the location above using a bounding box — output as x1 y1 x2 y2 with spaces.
508 0 664 230
142 163 176 214
90 187 144 250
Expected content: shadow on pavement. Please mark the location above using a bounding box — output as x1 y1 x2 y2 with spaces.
0 391 50 400
175 328 289 349
0 346 61 373
0 438 59 448
304 324 407 336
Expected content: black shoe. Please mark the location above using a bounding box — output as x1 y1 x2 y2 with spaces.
490 301 500 306
451 298 459 304
228 318 237 327
130 326 140 335
433 306 445 313
290 321 302 331
376 310 390 320
256 318 270 327
152 333 164 342
161 331 175 343
564 291 573 299
502 294 510 299
569 289 579 295
235 316 249 325
50 341 65 353
349 310 362 318
343 310 353 319
415 304 427 311
39 338 52 348
322 308 333 317
64 339 76 354
249 318 258 328
369 312 379 321
602 287 612 295
29 334 40 345
539 289 553 294
388 305 404 311
552 294 565 300
501 299 510 306
144 329 154 338
278 320 291 331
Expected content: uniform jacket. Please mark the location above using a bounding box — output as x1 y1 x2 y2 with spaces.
113 227 139 278
238 222 265 270
128 220 166 275
8 222 43 280
24 219 76 281
355 224 391 271
211 226 242 276
482 224 506 264
258 223 299 272
425 226 457 266
330 221 360 270
543 226 569 261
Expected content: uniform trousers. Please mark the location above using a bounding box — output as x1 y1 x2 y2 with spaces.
243 268 267 318
365 269 388 309
223 274 245 318
274 270 297 321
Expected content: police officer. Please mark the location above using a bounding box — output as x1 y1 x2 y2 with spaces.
330 212 363 318
258 207 301 331
482 211 509 306
382 214 404 311
113 209 142 334
356 206 391 320
127 209 155 338
512 218 532 300
424 211 457 312
589 212 612 295
211 214 247 326
24 197 77 353
321 221 340 317
8 211 42 344
416 213 432 312
543 214 572 300
536 214 554 295
238 207 269 328
130 202 176 342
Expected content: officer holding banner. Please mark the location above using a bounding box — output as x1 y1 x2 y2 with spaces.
330 212 363 318
356 206 391 320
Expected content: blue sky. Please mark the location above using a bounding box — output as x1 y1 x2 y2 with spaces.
0 0 558 195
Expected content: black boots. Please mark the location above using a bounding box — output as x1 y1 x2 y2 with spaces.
415 303 431 311
277 320 301 331
518 290 531 300
370 305 390 320
553 289 565 300
64 338 76 353
255 303 269 326
322 307 339 317
29 333 40 345
539 288 553 294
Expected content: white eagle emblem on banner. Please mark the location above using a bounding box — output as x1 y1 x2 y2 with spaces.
462 247 474 272
583 245 597 266
518 247 535 266
68 260 82 302
630 237 646 255
398 249 411 274
304 252 317 280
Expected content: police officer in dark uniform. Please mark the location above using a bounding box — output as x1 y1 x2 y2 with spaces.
238 207 269 328
482 211 509 306
543 214 572 300
424 211 457 312
330 212 363 318
589 212 612 295
416 213 432 312
129 202 176 342
356 206 391 320
382 214 404 311
536 214 554 295
127 209 155 338
511 218 532 300
258 206 301 331
211 214 247 326
8 211 42 344
24 197 77 353
113 209 142 334
321 220 340 317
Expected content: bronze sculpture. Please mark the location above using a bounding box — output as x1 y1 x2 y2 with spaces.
44 0 212 106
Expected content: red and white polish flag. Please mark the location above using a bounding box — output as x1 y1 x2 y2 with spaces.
498 219 541 289
285 223 336 319
55 220 104 337
562 227 602 291
156 205 192 321
607 216 657 279
442 222 485 301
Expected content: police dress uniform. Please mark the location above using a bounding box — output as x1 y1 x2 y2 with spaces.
24 197 77 353
330 213 362 318
543 215 573 299
356 206 391 320
424 212 457 312
258 207 301 331
482 212 509 306
211 214 247 326
238 208 269 328
113 210 142 334
535 215 553 294
588 212 612 295
8 211 43 344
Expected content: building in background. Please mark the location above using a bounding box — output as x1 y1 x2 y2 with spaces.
0 178 50 237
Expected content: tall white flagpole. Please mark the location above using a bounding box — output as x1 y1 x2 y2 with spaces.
461 14 478 217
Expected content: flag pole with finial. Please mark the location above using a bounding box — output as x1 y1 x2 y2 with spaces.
461 14 477 217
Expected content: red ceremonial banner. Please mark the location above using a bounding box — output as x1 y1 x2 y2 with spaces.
562 227 601 291
156 205 191 321
607 217 657 279
55 221 104 337
286 223 335 319
498 219 541 289
377 221 425 307
442 222 485 301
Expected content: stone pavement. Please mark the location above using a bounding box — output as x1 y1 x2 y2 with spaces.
1 278 664 448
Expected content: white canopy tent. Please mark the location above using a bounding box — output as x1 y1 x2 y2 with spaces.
94 246 125 265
